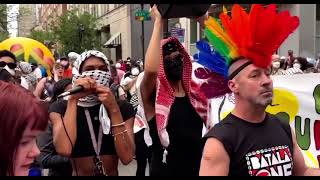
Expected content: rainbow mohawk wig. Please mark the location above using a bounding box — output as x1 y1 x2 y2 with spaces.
193 4 299 98
205 4 299 68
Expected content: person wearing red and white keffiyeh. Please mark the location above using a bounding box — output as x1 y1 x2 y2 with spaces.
139 5 212 176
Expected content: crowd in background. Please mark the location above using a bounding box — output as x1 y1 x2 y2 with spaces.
271 50 320 75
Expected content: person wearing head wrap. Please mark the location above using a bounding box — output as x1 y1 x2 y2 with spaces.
48 50 136 176
139 5 211 176
195 4 320 176
19 62 38 91
68 52 80 76
120 61 141 110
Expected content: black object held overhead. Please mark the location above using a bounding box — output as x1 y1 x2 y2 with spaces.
150 4 211 19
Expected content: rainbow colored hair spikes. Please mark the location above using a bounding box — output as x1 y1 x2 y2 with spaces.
198 4 299 70
193 4 300 98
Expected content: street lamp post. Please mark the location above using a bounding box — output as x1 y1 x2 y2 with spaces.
141 4 145 61
78 24 85 51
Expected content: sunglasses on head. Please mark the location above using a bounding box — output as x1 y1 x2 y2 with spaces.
0 61 17 69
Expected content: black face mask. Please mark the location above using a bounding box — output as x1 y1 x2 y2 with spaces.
0 68 13 82
164 55 183 82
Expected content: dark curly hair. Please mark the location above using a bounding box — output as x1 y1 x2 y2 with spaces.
295 57 313 71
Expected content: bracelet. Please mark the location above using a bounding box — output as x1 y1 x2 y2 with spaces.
113 129 128 142
111 122 125 127
112 129 128 137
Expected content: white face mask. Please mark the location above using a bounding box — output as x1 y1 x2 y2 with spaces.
4 65 15 76
115 63 121 69
131 68 140 76
272 62 280 69
293 63 301 69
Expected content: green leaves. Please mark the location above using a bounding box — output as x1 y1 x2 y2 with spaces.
52 9 101 54
0 31 9 42
0 4 8 33
29 30 55 45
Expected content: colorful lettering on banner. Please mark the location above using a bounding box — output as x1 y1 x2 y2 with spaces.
315 121 320 151
295 116 311 150
314 84 320 115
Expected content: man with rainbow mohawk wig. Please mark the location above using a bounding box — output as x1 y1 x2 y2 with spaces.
198 4 320 176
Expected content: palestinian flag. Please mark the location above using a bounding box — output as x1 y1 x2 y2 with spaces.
29 47 44 66
10 44 24 62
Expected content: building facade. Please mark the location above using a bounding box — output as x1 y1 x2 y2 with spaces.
278 4 320 59
18 4 37 37
179 4 320 60
68 4 153 63
38 4 67 31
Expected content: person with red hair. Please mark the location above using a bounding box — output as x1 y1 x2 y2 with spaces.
0 81 48 176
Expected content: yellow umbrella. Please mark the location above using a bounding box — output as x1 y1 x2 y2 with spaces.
0 37 55 76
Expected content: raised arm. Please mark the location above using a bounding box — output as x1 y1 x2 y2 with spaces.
96 84 135 165
51 77 97 157
50 99 78 157
140 5 163 118
33 77 46 99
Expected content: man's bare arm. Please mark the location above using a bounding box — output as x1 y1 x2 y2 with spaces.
199 138 230 176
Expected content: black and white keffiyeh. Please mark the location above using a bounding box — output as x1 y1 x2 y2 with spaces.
74 50 110 73
73 50 112 135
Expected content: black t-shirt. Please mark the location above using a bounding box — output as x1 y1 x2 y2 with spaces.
204 113 294 176
49 99 136 158
150 96 204 176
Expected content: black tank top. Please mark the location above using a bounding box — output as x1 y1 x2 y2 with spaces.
48 100 136 158
149 96 203 176
204 113 294 176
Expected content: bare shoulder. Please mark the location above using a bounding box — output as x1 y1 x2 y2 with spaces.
200 138 230 176
203 138 229 159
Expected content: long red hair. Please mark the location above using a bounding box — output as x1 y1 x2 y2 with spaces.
0 81 48 176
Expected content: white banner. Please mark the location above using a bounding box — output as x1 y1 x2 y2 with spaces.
209 73 320 168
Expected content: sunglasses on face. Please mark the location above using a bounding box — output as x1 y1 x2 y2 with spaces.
163 42 179 55
0 61 17 69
